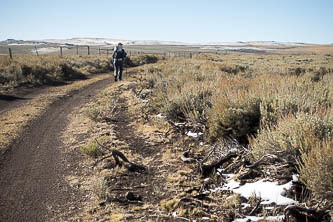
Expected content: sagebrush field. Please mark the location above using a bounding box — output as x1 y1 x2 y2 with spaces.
137 53 333 203
1 50 332 221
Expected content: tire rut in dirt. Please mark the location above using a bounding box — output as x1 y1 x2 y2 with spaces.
0 77 112 222
112 97 160 158
107 96 166 213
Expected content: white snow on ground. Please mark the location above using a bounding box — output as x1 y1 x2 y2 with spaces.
220 174 298 205
186 131 203 138
42 38 186 46
234 215 284 222
9 43 44 46
200 46 276 52
204 41 312 46
156 113 165 118
31 47 67 54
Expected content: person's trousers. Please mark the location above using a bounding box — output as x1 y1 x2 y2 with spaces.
114 60 123 81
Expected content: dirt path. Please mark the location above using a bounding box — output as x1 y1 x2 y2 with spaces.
0 76 113 222
61 78 205 221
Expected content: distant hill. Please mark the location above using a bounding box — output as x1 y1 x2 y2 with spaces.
0 38 315 47
0 38 186 46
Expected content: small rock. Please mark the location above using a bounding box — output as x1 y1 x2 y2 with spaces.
126 191 142 201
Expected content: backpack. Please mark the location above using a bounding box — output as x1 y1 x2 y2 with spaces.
113 46 126 59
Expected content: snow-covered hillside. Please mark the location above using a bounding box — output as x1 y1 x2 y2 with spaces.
0 38 314 47
41 38 186 46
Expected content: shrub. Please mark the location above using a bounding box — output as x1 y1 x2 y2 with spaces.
250 112 333 162
258 75 332 126
220 64 248 75
162 90 212 123
310 67 332 82
298 139 333 202
84 106 100 121
125 55 159 67
208 78 261 143
80 140 103 158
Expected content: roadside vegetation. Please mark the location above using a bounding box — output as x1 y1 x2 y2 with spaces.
137 53 333 218
0 54 160 91
69 52 333 221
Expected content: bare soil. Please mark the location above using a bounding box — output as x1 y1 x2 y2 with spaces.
0 76 114 221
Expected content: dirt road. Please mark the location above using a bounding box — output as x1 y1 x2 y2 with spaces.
0 76 112 222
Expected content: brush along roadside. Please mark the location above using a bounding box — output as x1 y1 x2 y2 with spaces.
0 54 161 93
135 55 332 221
63 54 332 221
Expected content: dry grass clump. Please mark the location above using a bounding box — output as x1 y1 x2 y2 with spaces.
91 176 108 199
84 91 117 122
208 77 261 143
298 139 333 203
250 112 333 161
81 140 104 158
147 58 224 123
259 74 333 126
125 54 160 67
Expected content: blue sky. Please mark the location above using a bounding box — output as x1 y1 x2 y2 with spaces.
1 0 332 43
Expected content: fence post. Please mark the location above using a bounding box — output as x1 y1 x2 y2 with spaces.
99 48 101 55
8 48 13 59
87 46 90 55
76 45 79 55
35 45 39 56
60 47 63 56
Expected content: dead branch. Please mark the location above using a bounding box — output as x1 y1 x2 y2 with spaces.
95 139 146 173
249 197 262 216
199 139 249 176
284 205 331 222
246 154 279 169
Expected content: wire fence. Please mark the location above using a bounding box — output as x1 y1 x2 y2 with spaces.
0 45 219 59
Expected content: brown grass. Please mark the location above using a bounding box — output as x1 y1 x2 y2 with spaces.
0 54 161 92
137 53 333 203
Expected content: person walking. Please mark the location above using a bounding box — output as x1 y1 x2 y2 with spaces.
112 42 127 81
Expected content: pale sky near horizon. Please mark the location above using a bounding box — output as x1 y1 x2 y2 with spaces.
1 0 332 44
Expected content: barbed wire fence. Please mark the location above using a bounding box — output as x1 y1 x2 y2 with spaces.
0 44 227 59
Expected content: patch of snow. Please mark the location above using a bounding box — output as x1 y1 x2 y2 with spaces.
9 43 44 46
186 131 203 138
202 217 210 220
234 215 284 222
241 203 250 209
292 174 299 182
42 38 186 46
204 41 312 47
200 46 276 53
156 113 165 118
221 178 298 205
31 47 66 54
